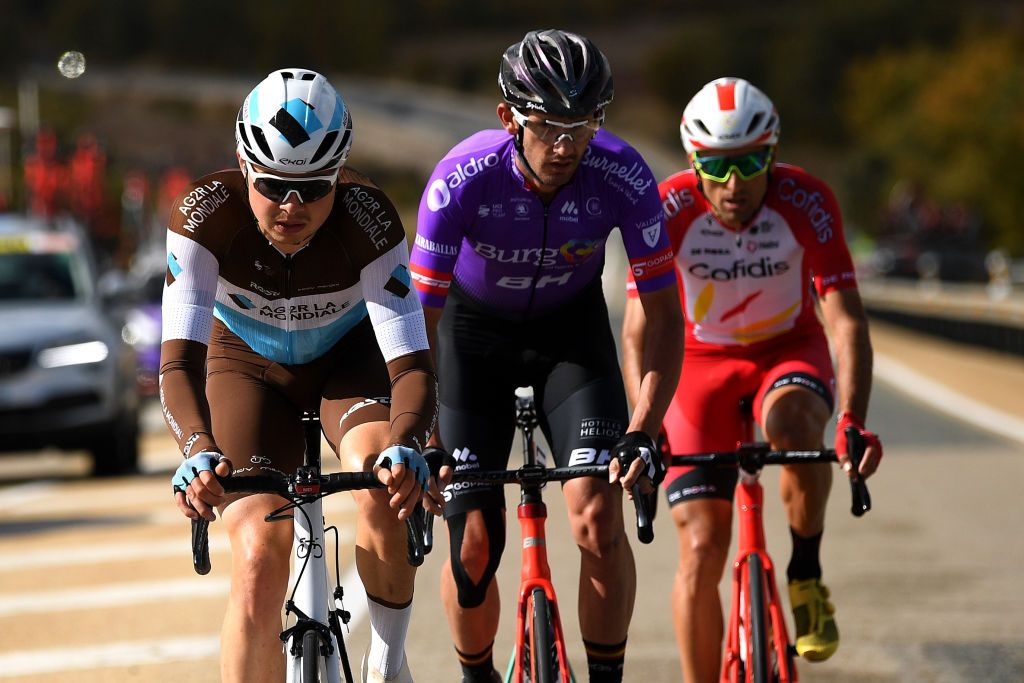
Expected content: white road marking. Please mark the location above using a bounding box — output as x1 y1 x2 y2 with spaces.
0 577 231 617
0 480 56 507
0 528 353 571
0 536 227 571
874 352 1024 446
0 635 222 677
0 564 369 676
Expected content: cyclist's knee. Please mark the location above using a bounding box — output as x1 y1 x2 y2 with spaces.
227 516 291 609
565 481 623 553
762 390 829 449
672 501 731 568
448 507 505 608
569 504 624 556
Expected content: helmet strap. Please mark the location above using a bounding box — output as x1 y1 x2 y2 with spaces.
512 127 546 188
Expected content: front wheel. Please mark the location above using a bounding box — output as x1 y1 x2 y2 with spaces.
744 554 770 683
528 587 555 683
301 630 322 682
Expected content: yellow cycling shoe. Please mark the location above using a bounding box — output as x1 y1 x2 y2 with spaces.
788 578 839 662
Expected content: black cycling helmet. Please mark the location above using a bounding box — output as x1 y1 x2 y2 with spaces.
499 29 614 118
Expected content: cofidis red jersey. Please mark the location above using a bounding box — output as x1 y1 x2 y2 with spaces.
631 163 856 349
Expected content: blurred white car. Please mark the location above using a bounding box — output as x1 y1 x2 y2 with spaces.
0 215 140 475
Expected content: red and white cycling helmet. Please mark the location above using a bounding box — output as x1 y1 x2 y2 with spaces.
680 77 779 154
236 68 353 174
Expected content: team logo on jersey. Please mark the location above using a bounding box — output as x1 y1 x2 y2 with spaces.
662 186 695 218
384 264 412 298
579 417 623 440
166 253 182 286
568 448 613 466
559 238 598 264
511 197 531 219
642 224 662 248
177 181 229 233
586 197 602 215
228 293 257 310
777 178 835 243
451 447 479 469
426 178 450 212
688 257 790 281
560 201 578 216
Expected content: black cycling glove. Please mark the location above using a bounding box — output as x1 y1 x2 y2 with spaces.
612 431 666 486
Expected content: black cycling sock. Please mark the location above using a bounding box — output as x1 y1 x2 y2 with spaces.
787 527 823 582
583 637 626 683
456 643 496 682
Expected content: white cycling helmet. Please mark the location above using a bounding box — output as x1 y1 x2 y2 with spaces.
680 77 779 154
236 68 353 173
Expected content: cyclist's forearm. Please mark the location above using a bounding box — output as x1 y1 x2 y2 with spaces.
386 350 439 452
628 289 683 436
832 316 873 420
821 289 873 420
620 298 646 409
159 339 218 456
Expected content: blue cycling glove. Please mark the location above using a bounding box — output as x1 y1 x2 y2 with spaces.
375 445 430 489
172 451 227 495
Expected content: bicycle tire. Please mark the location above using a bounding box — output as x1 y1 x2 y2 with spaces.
300 630 322 682
745 554 770 683
528 587 555 683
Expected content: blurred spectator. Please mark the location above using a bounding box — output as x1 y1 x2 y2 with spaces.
67 133 107 230
875 181 988 282
22 129 65 220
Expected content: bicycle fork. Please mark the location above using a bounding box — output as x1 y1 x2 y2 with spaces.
721 477 797 683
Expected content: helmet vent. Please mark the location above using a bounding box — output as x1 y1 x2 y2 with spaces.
693 119 712 136
746 113 764 136
237 121 251 150
251 127 275 161
309 130 338 166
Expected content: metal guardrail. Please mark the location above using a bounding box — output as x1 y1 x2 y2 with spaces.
859 278 1024 356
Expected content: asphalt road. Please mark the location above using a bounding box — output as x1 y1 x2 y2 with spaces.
0 321 1022 682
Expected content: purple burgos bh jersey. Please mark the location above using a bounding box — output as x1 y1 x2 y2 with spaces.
410 129 676 318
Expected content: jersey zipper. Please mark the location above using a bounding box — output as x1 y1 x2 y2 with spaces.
283 254 294 299
524 202 550 316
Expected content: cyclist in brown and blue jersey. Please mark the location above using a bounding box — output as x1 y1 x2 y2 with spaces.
160 68 438 683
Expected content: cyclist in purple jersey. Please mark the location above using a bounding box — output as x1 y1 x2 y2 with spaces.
410 30 683 683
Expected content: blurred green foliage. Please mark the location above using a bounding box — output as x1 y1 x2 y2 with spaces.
842 30 1024 254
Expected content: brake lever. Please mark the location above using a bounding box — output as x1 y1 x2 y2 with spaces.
844 426 872 517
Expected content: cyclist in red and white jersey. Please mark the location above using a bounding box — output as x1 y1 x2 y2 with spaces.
621 77 883 682
161 68 439 683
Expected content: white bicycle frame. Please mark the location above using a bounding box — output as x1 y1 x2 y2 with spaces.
286 495 344 683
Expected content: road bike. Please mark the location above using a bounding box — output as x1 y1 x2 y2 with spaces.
189 411 427 683
670 404 871 683
435 386 654 683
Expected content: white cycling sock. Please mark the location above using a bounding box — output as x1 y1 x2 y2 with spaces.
367 596 412 677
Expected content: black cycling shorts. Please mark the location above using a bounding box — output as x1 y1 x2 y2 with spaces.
438 282 628 516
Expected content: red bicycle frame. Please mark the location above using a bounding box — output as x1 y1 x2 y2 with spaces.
671 432 868 683
721 468 797 683
445 387 653 683
511 497 573 682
